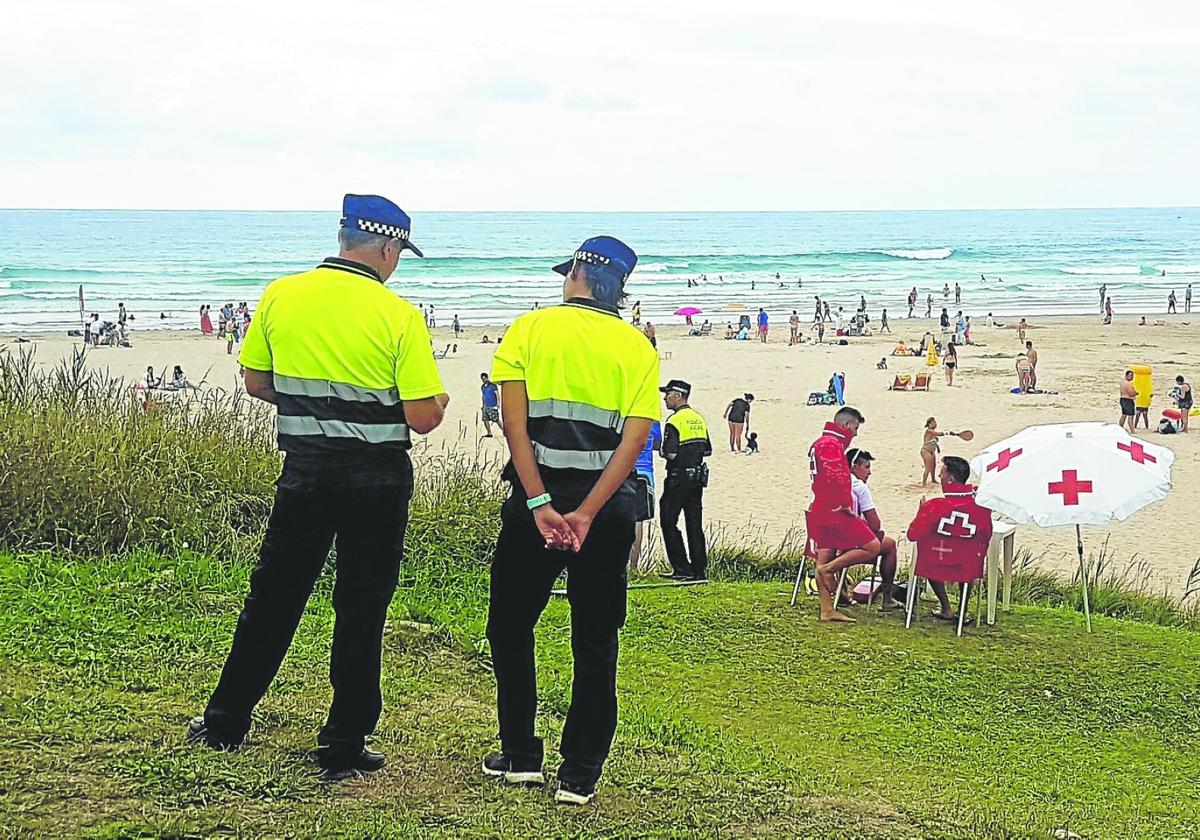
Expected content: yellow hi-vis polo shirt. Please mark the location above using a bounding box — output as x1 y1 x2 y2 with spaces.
490 297 660 474
239 257 445 458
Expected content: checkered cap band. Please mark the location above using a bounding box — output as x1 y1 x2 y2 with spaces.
574 249 628 279
357 218 410 241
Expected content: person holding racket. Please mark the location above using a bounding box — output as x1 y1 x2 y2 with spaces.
920 417 973 485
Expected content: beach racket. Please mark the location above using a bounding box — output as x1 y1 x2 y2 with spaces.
951 430 975 441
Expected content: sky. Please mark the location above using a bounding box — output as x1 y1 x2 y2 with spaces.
1 0 1199 211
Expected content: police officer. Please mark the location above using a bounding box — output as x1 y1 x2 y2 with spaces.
482 236 659 806
188 195 449 780
659 380 712 580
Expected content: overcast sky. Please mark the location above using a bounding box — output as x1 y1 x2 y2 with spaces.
2 0 1198 211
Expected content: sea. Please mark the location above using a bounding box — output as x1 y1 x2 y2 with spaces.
1 207 1197 333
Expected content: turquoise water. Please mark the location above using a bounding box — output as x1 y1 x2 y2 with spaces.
1 208 1197 331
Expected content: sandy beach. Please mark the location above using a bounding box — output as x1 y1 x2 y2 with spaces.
8 312 1199 594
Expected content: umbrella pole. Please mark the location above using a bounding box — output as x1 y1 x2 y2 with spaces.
1076 524 1092 633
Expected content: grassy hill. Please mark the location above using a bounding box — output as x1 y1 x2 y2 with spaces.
3 550 1198 839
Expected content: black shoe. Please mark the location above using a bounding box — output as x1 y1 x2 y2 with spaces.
481 751 545 785
186 716 244 751
659 572 694 581
317 747 386 781
554 779 595 805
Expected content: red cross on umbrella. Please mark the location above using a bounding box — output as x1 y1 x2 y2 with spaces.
972 422 1174 632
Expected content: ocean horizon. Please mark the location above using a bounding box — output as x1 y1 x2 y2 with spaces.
1 207 1198 333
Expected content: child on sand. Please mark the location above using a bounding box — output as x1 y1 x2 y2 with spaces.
745 432 759 454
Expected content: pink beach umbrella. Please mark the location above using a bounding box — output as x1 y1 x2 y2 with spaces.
969 422 1174 631
674 306 703 316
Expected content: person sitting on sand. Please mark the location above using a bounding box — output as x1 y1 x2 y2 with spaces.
807 407 879 623
1015 354 1033 393
169 365 189 390
892 340 909 356
745 431 759 454
1139 316 1147 326
906 455 993 625
481 335 492 343
847 448 898 609
144 366 159 390
724 322 735 340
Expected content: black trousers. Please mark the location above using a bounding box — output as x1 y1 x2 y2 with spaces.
486 486 635 789
204 481 410 751
660 473 707 579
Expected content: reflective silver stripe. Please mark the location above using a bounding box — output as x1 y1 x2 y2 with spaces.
278 415 410 444
273 373 400 406
532 442 614 471
527 397 624 432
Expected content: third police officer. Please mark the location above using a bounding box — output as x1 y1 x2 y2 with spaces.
658 379 712 581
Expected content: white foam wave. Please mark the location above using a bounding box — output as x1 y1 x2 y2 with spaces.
636 262 689 273
1154 264 1200 274
877 247 953 260
1059 266 1141 275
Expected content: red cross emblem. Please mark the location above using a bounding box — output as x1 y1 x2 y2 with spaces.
987 447 1023 472
936 510 978 538
1048 469 1093 506
1117 441 1157 464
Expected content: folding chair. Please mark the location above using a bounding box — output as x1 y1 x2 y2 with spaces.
887 375 911 391
913 372 931 391
905 531 986 637
790 511 819 606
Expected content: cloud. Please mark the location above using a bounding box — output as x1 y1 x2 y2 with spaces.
0 0 1198 210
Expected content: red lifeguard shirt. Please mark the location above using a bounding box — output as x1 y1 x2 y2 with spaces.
807 422 855 513
906 483 994 582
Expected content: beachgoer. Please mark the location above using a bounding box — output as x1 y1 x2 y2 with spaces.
224 319 235 354
944 341 958 386
907 288 916 318
846 447 898 609
629 420 662 571
1099 284 1107 312
1174 375 1193 433
200 305 214 335
789 310 800 345
484 234 657 806
964 316 972 344
920 416 946 485
942 283 949 299
954 283 961 304
1119 370 1137 431
453 314 462 337
1017 318 1027 343
745 432 759 454
939 308 950 331
427 305 436 328
660 380 712 582
480 372 500 437
170 365 188 390
816 321 825 343
814 296 823 324
144 366 158 390
118 302 127 326
643 321 657 349
724 393 753 452
757 307 769 342
191 194 447 782
724 322 735 340
906 456 992 623
1104 298 1113 325
836 307 845 332
1016 354 1033 393
880 308 890 333
1168 291 1177 314
1187 285 1193 314
925 294 932 318
824 301 832 322
1025 341 1038 389
807 407 878 623
631 300 641 326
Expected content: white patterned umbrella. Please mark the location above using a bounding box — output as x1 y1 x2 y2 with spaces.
969 422 1174 631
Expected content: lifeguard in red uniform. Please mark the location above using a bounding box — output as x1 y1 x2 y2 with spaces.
906 455 993 622
806 406 880 622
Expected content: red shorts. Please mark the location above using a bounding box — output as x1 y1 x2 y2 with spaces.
808 509 877 552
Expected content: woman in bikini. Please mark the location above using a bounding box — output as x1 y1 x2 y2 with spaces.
944 341 958 386
921 416 945 485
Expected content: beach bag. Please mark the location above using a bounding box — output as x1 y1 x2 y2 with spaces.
1158 419 1178 434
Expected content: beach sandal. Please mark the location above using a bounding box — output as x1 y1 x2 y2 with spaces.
931 612 973 626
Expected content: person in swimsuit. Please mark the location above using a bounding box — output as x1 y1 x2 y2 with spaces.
921 416 946 486
1176 375 1192 433
724 393 753 451
1118 370 1137 432
944 341 958 386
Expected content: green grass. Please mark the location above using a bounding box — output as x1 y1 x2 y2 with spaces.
2 550 1198 839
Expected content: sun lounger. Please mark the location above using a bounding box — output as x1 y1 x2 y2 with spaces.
888 375 912 391
913 372 931 391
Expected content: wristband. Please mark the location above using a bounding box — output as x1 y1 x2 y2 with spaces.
526 493 553 510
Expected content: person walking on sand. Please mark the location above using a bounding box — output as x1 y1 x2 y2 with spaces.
1099 283 1107 313
631 299 641 326
480 372 500 437
954 283 961 305
925 294 933 318
1175 375 1192 433
907 288 916 318
724 393 753 452
483 235 658 806
1119 370 1138 432
789 310 801 345
807 407 879 623
944 341 958 386
1187 284 1193 314
920 416 947 485
1104 297 1113 324
1168 291 1177 314
757 307 769 342
1018 318 1027 343
453 314 462 338
880 308 891 333
643 320 656 349
190 194 447 781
